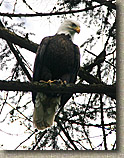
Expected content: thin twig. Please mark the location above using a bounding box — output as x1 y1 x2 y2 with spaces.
100 94 107 150
82 125 94 150
57 120 79 150
0 20 32 81
31 129 47 150
6 102 32 122
7 42 32 81
0 92 9 114
0 5 102 17
59 133 74 150
84 49 116 69
15 130 36 150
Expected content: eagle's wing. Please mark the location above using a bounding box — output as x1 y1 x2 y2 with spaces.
32 36 50 104
60 44 80 107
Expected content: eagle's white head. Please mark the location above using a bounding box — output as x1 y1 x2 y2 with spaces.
57 19 80 40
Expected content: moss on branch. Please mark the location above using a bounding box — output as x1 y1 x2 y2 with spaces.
0 80 116 99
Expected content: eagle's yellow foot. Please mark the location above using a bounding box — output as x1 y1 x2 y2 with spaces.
47 79 63 85
39 80 47 83
39 80 52 86
39 79 61 85
51 79 67 85
63 80 67 85
47 80 56 84
39 79 66 85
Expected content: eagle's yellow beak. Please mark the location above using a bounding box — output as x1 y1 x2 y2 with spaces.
75 26 80 33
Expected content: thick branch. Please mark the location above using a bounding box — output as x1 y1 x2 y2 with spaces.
0 26 38 53
0 80 116 99
0 5 102 18
78 67 102 84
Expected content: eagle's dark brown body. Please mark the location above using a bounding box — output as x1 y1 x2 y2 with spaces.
32 34 80 130
32 34 80 106
42 34 78 80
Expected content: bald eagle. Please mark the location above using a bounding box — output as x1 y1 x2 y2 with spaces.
32 20 80 130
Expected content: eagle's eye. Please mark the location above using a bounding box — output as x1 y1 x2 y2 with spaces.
71 23 77 27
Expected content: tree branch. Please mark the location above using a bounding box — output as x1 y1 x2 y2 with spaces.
7 42 32 81
57 120 79 150
92 0 116 10
78 67 103 84
0 25 38 53
66 120 116 127
0 5 102 18
15 130 36 150
31 130 47 150
0 80 116 99
100 94 107 150
0 20 32 81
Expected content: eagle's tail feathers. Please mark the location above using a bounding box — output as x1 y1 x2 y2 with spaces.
33 93 60 130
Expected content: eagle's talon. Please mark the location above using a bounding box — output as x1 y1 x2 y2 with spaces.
39 80 55 85
63 80 67 85
54 79 63 85
47 79 63 85
39 80 45 83
47 80 53 85
52 79 67 85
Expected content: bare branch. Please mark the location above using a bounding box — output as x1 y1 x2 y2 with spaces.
0 5 102 18
66 120 116 127
100 95 107 150
0 25 38 53
92 0 116 10
57 120 79 150
15 130 36 150
31 130 47 150
78 67 102 84
7 42 32 81
0 21 32 81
